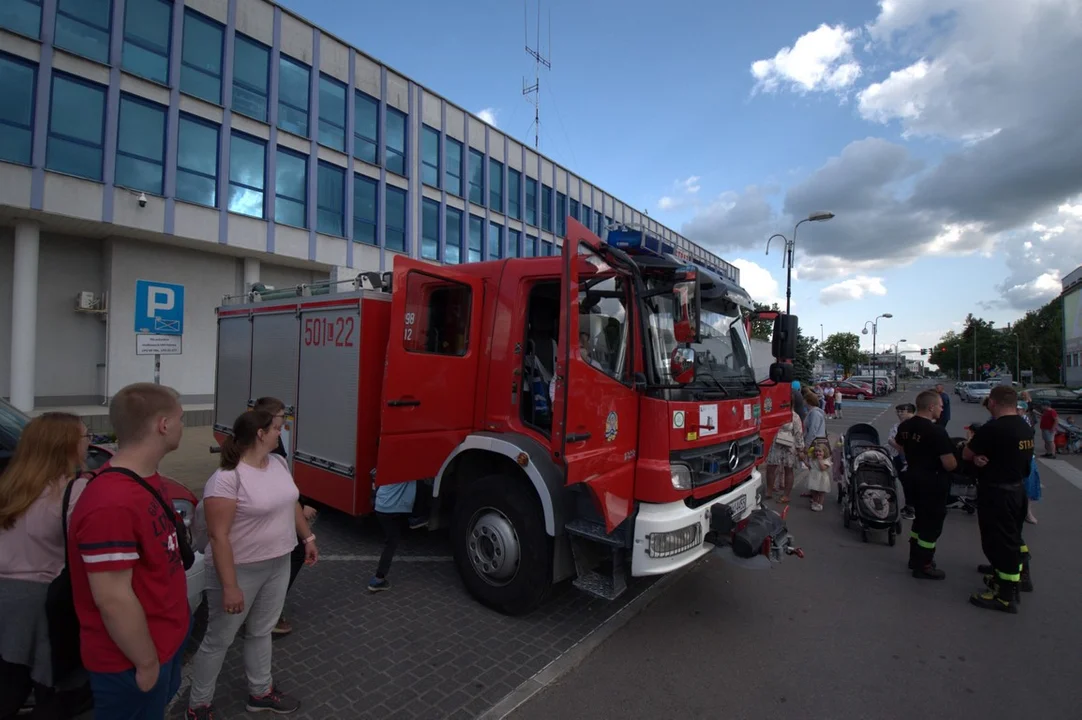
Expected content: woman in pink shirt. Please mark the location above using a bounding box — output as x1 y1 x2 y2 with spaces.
186 411 318 718
0 412 91 718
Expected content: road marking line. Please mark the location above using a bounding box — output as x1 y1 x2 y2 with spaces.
1039 456 1082 491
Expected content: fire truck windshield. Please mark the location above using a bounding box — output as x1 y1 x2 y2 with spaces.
644 288 757 396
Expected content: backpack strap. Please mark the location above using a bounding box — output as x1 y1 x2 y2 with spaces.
99 467 177 521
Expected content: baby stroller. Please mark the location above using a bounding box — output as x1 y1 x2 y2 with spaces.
947 436 979 514
840 423 903 545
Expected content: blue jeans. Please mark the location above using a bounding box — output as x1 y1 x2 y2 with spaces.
89 620 190 720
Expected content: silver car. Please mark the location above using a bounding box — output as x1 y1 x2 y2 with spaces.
962 381 992 403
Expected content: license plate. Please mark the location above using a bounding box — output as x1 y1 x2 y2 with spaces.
725 494 748 518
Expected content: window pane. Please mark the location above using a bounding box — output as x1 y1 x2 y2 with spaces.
468 215 483 263
0 55 35 164
116 96 165 194
402 273 471 355
0 0 42 38
386 108 406 176
570 199 579 223
524 235 537 257
176 171 216 207
507 230 520 258
489 159 503 212
116 154 163 196
421 198 439 261
445 207 462 264
55 0 110 63
181 10 222 104
47 74 105 180
507 170 521 220
316 162 344 236
525 177 537 226
421 126 439 188
468 149 484 205
233 36 269 122
353 92 378 164
177 116 218 206
122 0 171 84
488 222 501 259
229 133 265 217
385 186 407 252
275 149 306 226
277 56 309 137
318 75 346 151
353 174 377 245
541 185 552 231
556 193 566 237
445 139 462 197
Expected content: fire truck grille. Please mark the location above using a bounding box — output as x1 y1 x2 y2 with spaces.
670 435 761 488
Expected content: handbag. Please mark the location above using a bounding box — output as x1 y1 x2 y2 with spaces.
1024 457 1042 502
46 476 88 681
104 468 196 571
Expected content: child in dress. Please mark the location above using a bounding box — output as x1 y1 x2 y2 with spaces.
807 442 832 512
834 392 844 419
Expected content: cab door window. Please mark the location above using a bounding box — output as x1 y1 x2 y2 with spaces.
578 275 629 381
402 272 472 356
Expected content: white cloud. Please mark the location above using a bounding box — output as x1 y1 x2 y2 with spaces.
731 258 784 308
819 275 887 305
995 196 1082 310
477 108 499 127
656 176 703 212
682 176 701 194
751 23 863 94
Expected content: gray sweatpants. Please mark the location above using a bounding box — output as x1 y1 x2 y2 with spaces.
188 553 290 707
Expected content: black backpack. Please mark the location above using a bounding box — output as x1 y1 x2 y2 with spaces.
45 476 87 681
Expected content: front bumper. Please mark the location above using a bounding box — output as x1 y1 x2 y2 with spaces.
630 469 761 577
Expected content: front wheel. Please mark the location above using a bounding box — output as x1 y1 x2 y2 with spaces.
451 473 552 616
856 393 866 401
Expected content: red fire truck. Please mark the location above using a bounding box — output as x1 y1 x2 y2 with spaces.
212 219 799 614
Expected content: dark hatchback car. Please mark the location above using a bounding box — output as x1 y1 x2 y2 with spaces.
1028 388 1082 413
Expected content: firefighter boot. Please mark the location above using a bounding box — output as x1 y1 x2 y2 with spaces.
1021 553 1034 593
908 537 919 570
983 574 1023 605
912 547 946 580
970 578 1019 614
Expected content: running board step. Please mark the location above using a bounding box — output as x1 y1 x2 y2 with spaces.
565 519 628 601
564 518 628 547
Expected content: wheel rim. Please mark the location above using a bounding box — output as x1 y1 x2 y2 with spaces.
465 508 521 586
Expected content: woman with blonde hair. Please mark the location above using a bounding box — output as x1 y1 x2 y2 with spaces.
0 412 92 719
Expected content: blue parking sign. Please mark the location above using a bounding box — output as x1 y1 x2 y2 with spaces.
134 280 185 335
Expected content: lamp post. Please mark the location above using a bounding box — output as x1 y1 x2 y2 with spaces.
895 339 907 377
862 313 893 396
765 211 835 315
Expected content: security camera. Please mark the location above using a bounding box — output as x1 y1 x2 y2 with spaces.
137 192 148 208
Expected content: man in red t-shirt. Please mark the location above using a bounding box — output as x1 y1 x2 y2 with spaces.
69 383 189 719
1038 403 1059 458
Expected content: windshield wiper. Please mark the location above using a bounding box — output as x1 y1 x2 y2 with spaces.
694 371 729 396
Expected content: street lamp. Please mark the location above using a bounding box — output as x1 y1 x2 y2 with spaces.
895 339 907 377
765 211 835 315
862 313 893 395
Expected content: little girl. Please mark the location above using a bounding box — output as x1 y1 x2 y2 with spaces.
806 443 832 512
834 392 844 419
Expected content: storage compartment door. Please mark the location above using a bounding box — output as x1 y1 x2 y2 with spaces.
214 314 252 433
249 311 301 419
293 304 361 512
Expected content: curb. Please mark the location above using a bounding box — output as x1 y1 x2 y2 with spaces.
477 562 695 720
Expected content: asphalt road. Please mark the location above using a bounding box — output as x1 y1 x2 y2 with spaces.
511 383 1082 720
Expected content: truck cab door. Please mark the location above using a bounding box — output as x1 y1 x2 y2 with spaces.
550 218 640 533
376 258 484 487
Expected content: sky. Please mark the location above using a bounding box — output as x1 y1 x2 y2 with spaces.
283 0 1082 363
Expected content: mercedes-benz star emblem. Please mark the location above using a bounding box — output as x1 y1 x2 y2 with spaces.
727 442 740 472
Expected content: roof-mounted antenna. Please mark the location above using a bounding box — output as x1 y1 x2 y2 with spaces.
523 0 551 149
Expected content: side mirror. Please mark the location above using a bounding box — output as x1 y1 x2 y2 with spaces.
670 347 696 385
769 362 794 383
772 314 799 360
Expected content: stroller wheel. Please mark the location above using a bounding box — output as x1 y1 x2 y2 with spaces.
895 521 903 533
965 505 976 515
861 529 869 543
888 529 896 547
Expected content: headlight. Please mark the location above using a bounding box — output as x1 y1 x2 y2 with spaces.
670 464 692 491
172 499 195 528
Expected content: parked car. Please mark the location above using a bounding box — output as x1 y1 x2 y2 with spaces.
1028 388 1082 413
850 376 891 396
821 380 875 400
955 381 971 396
960 381 992 403
0 398 205 616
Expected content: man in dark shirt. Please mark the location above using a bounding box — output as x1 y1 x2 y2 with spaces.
963 385 1034 614
897 389 958 579
935 383 951 428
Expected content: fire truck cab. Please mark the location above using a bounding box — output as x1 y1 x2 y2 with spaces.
213 218 798 615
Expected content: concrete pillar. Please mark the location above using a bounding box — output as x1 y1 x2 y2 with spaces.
243 257 260 291
10 222 40 411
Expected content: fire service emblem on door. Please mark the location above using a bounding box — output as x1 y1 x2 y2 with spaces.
605 411 619 442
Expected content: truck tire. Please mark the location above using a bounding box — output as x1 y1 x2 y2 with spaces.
451 473 552 615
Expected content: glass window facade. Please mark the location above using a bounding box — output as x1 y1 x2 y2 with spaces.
507 229 520 258
176 114 218 207
467 149 484 206
385 185 406 252
507 169 521 220
569 198 579 224
595 210 603 235
421 198 439 261
316 162 345 236
122 0 171 84
542 239 553 256
445 207 462 264
421 126 439 188
556 192 566 237
46 73 106 181
1 0 42 38
353 92 378 164
115 95 166 195
385 108 406 175
228 132 266 218
489 159 503 212
318 74 346 151
445 138 462 197
55 0 111 63
180 9 223 104
524 234 537 257
232 34 269 122
277 55 309 137
488 221 502 260
468 214 483 262
525 177 537 226
274 148 306 227
353 174 377 245
541 184 552 232
0 54 36 165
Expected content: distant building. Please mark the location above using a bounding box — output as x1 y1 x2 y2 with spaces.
1063 267 1082 386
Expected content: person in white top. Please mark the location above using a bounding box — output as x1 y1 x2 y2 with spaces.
766 411 805 503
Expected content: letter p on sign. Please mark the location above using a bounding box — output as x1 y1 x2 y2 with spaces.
148 287 174 315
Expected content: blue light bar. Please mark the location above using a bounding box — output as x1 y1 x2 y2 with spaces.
603 225 739 284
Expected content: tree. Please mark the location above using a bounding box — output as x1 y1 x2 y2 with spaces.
929 301 1063 381
749 302 780 342
793 330 820 385
820 332 863 376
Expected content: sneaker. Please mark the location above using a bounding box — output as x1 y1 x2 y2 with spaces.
246 686 300 714
408 515 429 530
900 507 915 521
186 706 216 720
367 576 390 592
811 503 823 512
272 617 292 636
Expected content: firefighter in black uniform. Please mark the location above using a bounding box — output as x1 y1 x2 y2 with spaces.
963 385 1034 613
896 389 958 579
